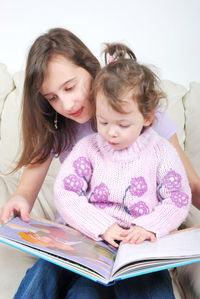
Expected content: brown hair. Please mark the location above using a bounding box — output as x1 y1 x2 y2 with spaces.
15 28 100 171
93 43 165 120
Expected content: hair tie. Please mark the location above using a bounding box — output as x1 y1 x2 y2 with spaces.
108 56 115 63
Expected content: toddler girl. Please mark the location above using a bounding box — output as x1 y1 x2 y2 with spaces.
54 43 191 248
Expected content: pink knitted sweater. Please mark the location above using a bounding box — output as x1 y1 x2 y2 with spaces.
54 128 191 241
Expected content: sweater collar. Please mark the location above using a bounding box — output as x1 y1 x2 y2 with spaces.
96 127 157 162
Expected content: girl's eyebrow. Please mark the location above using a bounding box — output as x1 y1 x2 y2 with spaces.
42 78 75 97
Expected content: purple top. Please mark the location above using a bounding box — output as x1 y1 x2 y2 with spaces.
58 107 177 164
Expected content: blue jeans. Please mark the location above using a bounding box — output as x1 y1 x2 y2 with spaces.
113 270 175 299
68 270 175 299
14 259 113 299
14 259 175 299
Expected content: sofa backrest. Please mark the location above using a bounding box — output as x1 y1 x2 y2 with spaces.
160 80 187 149
0 64 59 219
183 82 200 176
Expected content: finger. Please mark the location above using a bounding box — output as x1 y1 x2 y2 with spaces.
109 239 120 248
129 233 141 244
1 207 14 224
120 230 130 237
149 234 156 242
143 232 155 242
0 207 3 221
20 208 30 222
122 238 129 244
122 234 134 244
135 235 146 244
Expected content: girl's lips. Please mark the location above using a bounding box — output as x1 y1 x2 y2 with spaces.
70 107 83 117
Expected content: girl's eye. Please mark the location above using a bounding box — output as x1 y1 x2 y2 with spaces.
119 124 130 128
48 96 57 102
100 122 108 126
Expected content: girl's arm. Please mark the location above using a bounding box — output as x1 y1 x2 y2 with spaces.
169 133 200 210
0 156 52 224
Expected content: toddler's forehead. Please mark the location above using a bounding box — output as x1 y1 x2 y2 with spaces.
96 90 138 115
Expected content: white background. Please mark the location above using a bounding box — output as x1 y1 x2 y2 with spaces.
0 0 199 87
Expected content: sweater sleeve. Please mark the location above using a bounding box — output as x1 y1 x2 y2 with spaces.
132 141 191 238
54 135 116 241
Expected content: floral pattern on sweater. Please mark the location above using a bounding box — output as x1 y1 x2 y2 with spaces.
54 128 191 241
157 169 189 208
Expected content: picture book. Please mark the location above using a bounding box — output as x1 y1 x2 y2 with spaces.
0 216 200 285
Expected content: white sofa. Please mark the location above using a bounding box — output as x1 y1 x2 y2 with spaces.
0 63 200 299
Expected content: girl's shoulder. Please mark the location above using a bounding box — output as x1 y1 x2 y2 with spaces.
153 106 178 139
72 132 99 151
61 133 98 165
149 128 179 159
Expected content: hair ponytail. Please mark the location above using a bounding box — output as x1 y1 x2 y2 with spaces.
103 43 137 65
94 42 165 120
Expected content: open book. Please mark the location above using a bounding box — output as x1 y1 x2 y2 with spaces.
0 216 200 285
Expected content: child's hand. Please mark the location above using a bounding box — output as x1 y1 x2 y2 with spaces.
121 225 156 244
0 195 31 224
101 223 127 248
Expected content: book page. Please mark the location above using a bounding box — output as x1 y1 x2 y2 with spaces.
0 217 116 281
112 228 200 277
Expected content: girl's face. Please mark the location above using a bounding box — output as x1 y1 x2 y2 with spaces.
40 55 93 123
96 93 152 151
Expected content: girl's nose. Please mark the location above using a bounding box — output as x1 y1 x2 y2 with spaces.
60 96 76 112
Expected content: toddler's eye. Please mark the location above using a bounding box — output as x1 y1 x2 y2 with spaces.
65 85 74 91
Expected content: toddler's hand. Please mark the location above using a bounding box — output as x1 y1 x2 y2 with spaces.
102 223 127 248
0 195 31 224
121 225 156 244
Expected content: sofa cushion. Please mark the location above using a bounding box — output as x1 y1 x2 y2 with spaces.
0 243 37 298
183 82 200 176
160 80 187 149
0 64 14 137
0 71 24 174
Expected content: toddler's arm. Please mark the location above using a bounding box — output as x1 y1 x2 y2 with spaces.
132 141 191 238
54 136 116 241
169 133 200 210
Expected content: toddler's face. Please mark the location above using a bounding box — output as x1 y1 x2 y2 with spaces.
96 93 152 150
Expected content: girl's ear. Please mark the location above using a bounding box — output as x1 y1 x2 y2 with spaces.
143 111 155 127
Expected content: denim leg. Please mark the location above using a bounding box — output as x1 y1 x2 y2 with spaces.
114 270 175 299
66 276 115 299
14 259 79 299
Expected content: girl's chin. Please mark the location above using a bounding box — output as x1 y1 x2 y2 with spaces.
64 112 91 124
72 114 91 124
75 118 90 124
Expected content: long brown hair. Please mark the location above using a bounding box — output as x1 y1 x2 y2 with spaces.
93 43 165 120
15 28 100 171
